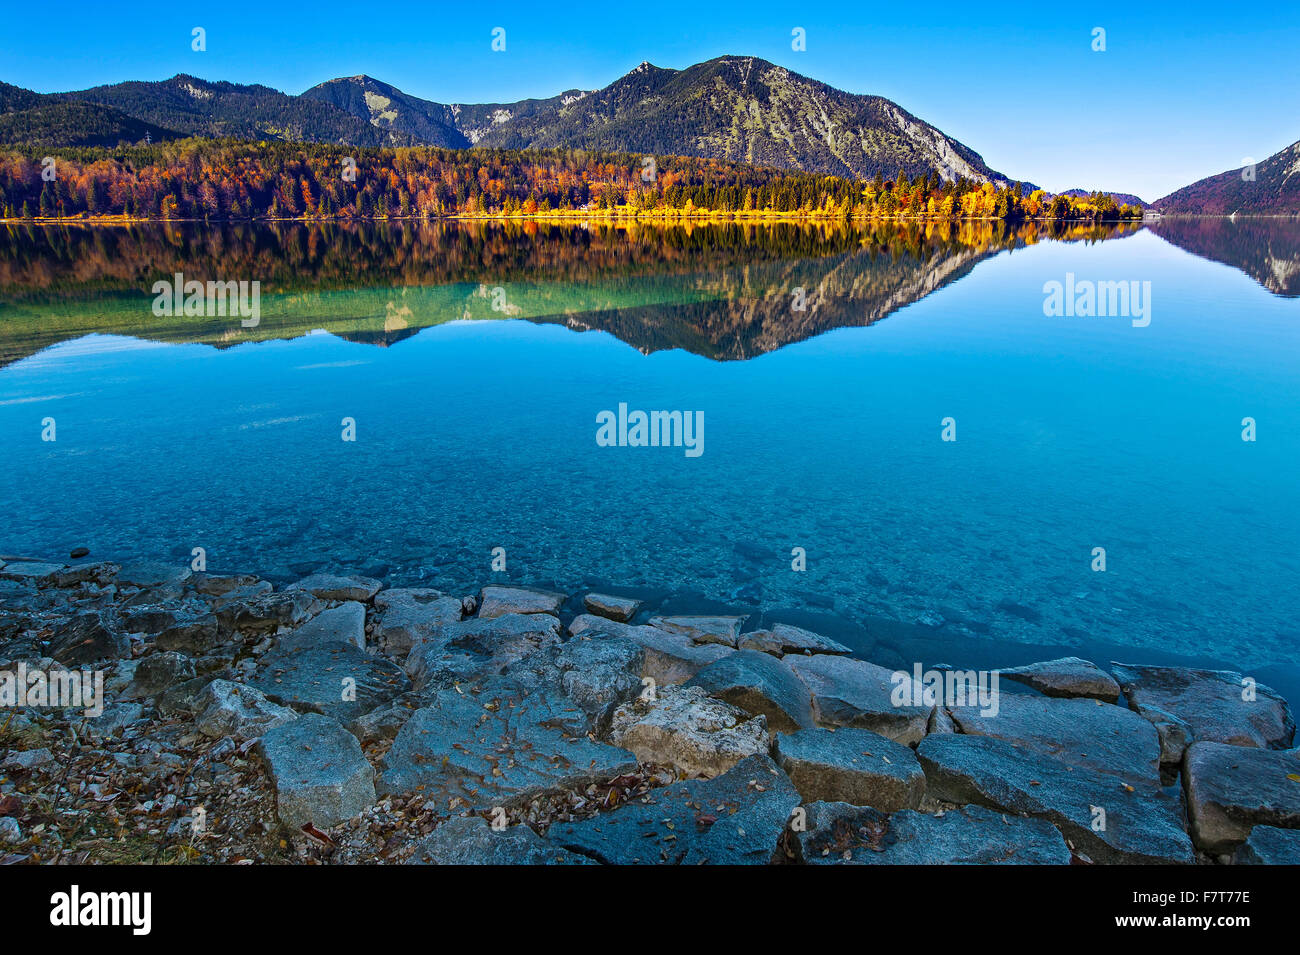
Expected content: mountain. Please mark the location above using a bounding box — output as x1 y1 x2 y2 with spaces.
465 57 1024 185
3 57 1031 186
55 74 422 147
1061 188 1145 207
1154 140 1300 215
0 81 178 147
1149 217 1300 296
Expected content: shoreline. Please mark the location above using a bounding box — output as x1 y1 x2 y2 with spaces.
1 553 1296 865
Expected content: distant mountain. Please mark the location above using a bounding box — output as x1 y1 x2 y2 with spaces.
1060 188 1145 207
2 57 1033 187
55 74 421 147
0 81 178 147
1154 140 1300 215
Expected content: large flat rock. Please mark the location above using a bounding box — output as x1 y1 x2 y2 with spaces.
775 727 923 810
1182 741 1300 854
1001 657 1120 702
1112 663 1295 751
647 614 746 647
784 653 931 744
1234 825 1300 865
277 601 366 652
546 755 799 865
372 588 463 657
918 732 1195 864
738 623 851 657
290 573 382 603
685 649 815 733
569 614 733 685
789 802 1071 865
407 815 593 865
260 713 375 828
947 694 1162 786
251 640 410 721
404 613 562 689
379 685 637 809
477 585 565 620
582 593 642 623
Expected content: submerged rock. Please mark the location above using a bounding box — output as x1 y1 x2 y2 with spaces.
1112 662 1295 750
1182 741 1300 854
609 684 770 778
260 713 375 829
1001 657 1120 702
788 802 1071 865
685 650 815 733
775 727 924 810
546 755 799 865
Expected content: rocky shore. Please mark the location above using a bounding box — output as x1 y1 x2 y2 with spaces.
0 555 1296 865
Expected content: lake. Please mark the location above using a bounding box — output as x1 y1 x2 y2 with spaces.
1 218 1297 699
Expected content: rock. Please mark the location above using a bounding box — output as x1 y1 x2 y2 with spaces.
788 802 1071 865
85 702 145 738
1139 704 1195 765
608 684 770 778
928 706 956 735
209 581 273 610
260 713 376 829
569 615 733 685
648 614 745 647
47 611 128 664
784 654 931 745
582 592 642 623
1182 742 1300 854
404 613 562 689
48 562 117 588
154 614 221 654
114 561 191 589
547 755 799 865
156 675 218 717
217 589 322 633
775 727 924 810
371 588 463 656
1112 662 1295 750
0 561 64 584
738 623 851 657
123 651 196 700
408 815 593 865
554 635 645 717
0 816 21 843
946 694 1162 786
346 699 414 744
685 650 814 733
191 573 262 597
290 573 382 603
1234 825 1300 865
477 585 565 620
917 733 1195 864
277 602 366 652
1001 657 1120 702
194 679 300 740
2 748 54 772
379 685 637 808
251 641 410 721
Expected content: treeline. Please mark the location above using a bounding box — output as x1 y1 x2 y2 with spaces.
0 139 1143 222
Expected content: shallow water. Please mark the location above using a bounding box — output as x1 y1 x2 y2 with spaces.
1 221 1297 691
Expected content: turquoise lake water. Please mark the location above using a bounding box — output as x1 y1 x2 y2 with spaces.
1 224 1297 692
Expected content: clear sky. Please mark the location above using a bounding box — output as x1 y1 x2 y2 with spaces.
3 0 1298 201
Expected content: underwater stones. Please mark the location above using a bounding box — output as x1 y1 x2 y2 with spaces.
775 727 924 810
1112 663 1295 750
609 684 770 778
1001 657 1120 703
477 585 565 620
261 713 375 828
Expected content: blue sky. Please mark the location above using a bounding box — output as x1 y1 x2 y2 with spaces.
3 0 1298 200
